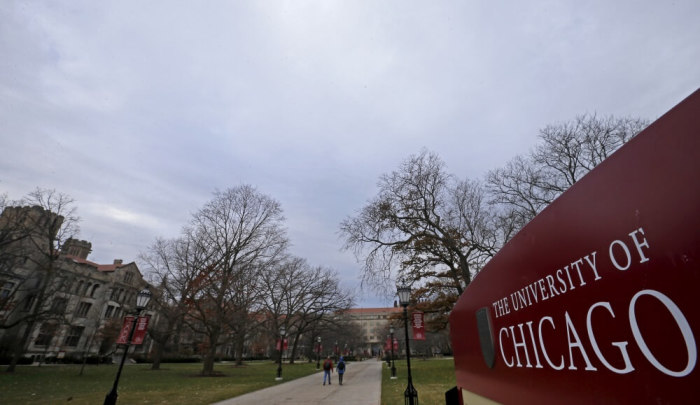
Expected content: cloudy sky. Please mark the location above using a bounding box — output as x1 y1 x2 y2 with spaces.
1 1 698 307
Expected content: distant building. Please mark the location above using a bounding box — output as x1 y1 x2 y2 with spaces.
344 305 402 356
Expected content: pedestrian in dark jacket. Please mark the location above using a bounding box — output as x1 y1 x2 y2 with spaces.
337 356 346 385
322 356 334 385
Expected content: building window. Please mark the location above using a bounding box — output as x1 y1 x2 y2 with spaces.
50 297 68 314
76 302 92 317
90 284 99 298
35 323 57 346
0 281 15 298
104 305 116 319
23 295 36 311
64 326 84 347
124 272 134 284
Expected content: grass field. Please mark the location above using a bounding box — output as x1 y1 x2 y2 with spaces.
381 357 456 405
0 361 319 404
1 357 457 404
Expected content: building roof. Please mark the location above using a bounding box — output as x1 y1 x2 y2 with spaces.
344 307 402 315
65 255 132 272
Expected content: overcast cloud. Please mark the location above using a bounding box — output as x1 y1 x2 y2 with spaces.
1 1 698 306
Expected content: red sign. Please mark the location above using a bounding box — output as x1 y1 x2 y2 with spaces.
450 89 700 404
116 316 134 344
393 338 399 351
131 316 149 345
385 337 391 351
412 311 426 340
276 338 288 351
116 316 149 345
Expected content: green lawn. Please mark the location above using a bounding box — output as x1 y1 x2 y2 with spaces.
1 358 457 404
381 357 456 405
0 361 319 405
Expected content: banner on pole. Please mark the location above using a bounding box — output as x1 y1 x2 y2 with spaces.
393 337 399 350
116 316 134 344
131 316 150 345
117 316 150 345
412 311 426 340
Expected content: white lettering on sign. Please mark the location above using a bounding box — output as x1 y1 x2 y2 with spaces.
609 228 651 271
495 252 602 318
492 228 696 377
629 289 696 377
498 289 696 376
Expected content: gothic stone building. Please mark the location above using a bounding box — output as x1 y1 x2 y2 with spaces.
0 205 154 363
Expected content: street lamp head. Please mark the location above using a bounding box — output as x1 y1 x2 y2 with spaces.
136 286 152 310
397 285 411 307
317 336 321 343
280 326 286 337
390 326 394 334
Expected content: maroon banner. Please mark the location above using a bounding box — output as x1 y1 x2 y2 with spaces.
116 316 149 345
449 89 700 404
393 338 399 351
131 316 149 345
385 337 391 351
277 338 288 351
116 316 134 344
412 311 426 340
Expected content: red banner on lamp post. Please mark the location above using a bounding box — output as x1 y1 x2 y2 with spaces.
116 316 134 344
116 316 149 345
131 316 149 345
276 338 289 351
412 311 426 340
393 338 399 350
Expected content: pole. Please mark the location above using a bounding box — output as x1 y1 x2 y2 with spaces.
390 330 397 379
402 305 418 405
104 313 139 405
316 338 321 370
276 337 283 380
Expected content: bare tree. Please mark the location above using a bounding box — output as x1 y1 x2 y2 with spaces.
185 186 288 376
487 114 648 226
341 150 498 298
140 237 203 369
0 188 80 372
260 257 354 364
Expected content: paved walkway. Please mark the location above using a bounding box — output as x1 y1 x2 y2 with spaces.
211 359 382 405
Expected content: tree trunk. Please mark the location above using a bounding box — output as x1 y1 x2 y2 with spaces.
6 321 35 373
201 331 220 376
289 335 300 365
234 334 245 366
151 340 164 370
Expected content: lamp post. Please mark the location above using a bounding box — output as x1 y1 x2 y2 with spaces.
390 326 397 379
104 287 151 405
334 340 338 361
316 336 321 370
276 326 286 381
398 285 418 405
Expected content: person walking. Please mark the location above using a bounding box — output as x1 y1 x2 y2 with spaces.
337 356 346 385
322 356 334 386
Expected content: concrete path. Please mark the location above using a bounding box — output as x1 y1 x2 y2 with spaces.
211 359 382 405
